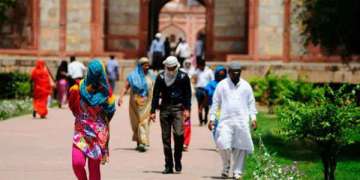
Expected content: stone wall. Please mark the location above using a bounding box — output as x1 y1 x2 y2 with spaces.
66 0 92 52
40 0 60 51
257 0 284 56
1 56 360 92
106 0 140 51
213 0 247 53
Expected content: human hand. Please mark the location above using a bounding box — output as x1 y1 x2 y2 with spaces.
183 110 190 120
101 154 109 165
117 98 123 107
251 120 257 130
150 113 156 122
208 121 214 131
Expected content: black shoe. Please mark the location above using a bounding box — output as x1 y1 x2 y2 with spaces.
175 162 182 173
162 167 174 174
32 111 36 118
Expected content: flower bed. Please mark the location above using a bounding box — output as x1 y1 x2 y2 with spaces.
0 98 32 120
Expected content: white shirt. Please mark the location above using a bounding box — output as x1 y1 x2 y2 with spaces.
68 61 86 79
181 66 196 79
194 66 214 88
175 42 191 58
209 78 257 152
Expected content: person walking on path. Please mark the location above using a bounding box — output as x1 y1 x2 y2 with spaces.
150 56 192 174
180 59 196 151
208 62 257 180
195 35 205 63
193 60 214 126
175 39 191 67
118 57 155 152
106 55 120 92
68 59 116 180
55 60 69 108
68 56 86 87
204 65 227 139
150 33 165 71
31 59 53 119
164 37 172 59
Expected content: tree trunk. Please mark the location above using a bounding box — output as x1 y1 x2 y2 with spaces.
321 151 337 180
329 155 337 180
321 153 330 180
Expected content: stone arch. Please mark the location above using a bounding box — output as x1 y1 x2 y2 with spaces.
144 0 213 58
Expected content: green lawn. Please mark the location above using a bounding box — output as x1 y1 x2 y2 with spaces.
243 113 360 180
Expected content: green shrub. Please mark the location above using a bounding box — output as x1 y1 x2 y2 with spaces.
0 72 31 99
250 73 292 113
277 85 360 180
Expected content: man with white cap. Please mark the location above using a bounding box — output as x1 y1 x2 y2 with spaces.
208 61 257 179
150 56 192 174
150 33 165 71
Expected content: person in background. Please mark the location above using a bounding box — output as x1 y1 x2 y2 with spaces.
68 56 86 88
195 35 205 63
118 57 155 152
204 65 227 140
106 55 119 91
164 37 172 59
150 56 192 174
68 59 116 180
180 58 196 151
55 60 69 108
150 33 165 71
31 59 52 119
208 62 257 180
175 39 191 67
193 60 214 126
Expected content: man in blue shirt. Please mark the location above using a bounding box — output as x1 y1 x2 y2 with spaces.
150 33 165 71
106 55 119 91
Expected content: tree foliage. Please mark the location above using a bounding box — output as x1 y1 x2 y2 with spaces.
295 0 360 57
277 85 360 180
0 0 16 22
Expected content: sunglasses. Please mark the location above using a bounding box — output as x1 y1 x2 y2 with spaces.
166 66 177 71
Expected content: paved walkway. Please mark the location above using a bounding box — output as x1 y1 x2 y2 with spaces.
0 96 222 180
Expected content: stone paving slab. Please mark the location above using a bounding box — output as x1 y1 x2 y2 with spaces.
0 96 222 180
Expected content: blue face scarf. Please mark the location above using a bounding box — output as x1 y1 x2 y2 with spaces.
127 63 149 97
79 59 115 114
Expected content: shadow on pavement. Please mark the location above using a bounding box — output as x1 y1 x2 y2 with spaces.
112 147 137 151
202 176 232 179
197 148 217 152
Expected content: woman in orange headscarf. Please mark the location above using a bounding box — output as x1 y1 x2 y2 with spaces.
31 60 52 118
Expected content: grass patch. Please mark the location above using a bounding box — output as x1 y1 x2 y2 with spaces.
243 112 360 180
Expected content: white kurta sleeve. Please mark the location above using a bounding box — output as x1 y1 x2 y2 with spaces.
209 84 221 122
247 85 257 121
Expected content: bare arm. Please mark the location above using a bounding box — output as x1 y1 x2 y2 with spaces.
117 80 131 107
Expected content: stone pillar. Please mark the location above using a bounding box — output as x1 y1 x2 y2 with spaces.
66 0 92 52
40 0 60 51
257 0 284 57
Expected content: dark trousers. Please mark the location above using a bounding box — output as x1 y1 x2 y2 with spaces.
195 87 209 125
160 104 184 169
178 57 186 68
152 52 164 71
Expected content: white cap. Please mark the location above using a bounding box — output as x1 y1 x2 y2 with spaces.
155 33 162 38
163 56 179 67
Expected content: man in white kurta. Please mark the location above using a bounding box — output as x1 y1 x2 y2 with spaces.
208 62 257 179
